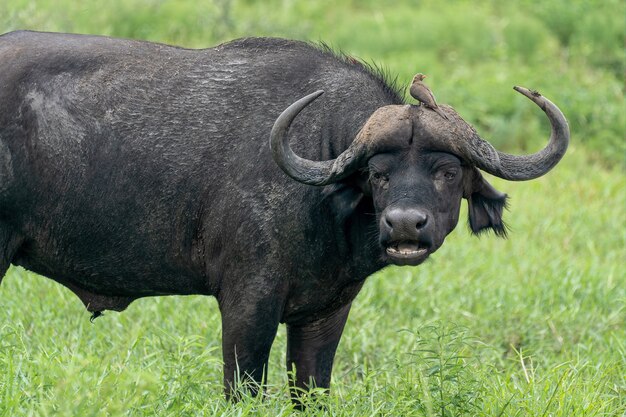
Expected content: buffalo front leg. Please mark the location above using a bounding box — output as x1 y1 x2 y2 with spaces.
219 292 282 400
286 303 351 401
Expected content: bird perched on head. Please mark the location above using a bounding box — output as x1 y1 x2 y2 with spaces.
409 73 449 120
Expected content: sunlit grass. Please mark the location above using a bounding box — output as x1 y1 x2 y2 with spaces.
0 0 624 415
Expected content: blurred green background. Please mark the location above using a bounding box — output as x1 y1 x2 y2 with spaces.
2 0 624 165
0 1 624 416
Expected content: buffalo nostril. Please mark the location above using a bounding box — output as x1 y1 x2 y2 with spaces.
383 213 394 229
384 207 429 232
415 212 428 229
384 208 405 231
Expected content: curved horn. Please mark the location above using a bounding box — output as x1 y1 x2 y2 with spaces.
270 90 367 186
470 86 570 181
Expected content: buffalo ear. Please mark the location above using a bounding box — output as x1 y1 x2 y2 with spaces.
322 182 364 226
464 167 508 237
321 170 371 226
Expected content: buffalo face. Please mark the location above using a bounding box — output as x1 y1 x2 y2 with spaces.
270 87 568 265
367 150 464 265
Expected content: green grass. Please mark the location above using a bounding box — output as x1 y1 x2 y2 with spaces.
1 0 625 415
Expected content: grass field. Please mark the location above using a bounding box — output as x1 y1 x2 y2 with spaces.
1 0 624 416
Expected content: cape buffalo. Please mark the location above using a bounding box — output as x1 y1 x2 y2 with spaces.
0 31 569 400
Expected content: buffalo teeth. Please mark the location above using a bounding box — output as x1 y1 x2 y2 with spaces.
386 245 427 256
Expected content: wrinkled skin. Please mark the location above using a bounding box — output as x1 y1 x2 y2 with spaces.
0 31 566 403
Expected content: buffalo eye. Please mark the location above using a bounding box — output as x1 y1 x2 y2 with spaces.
444 170 457 180
370 171 389 190
436 165 460 182
371 171 388 182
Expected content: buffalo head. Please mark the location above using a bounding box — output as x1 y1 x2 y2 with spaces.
270 87 569 266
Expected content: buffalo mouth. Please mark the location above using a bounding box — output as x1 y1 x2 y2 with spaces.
385 241 430 265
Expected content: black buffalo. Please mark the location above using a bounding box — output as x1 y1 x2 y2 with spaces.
0 31 569 399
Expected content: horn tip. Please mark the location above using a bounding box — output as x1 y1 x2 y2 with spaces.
303 90 324 104
513 86 542 99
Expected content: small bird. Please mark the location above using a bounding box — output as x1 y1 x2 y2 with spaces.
409 73 449 120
